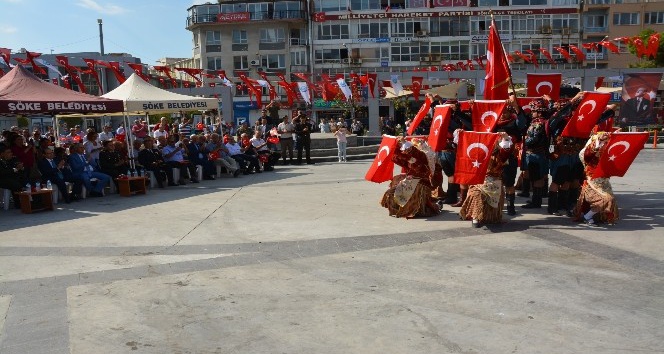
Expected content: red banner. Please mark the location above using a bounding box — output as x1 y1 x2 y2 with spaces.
365 135 398 183
593 132 648 178
407 95 432 136
562 92 611 138
527 73 561 101
454 131 501 185
428 105 453 151
471 100 507 132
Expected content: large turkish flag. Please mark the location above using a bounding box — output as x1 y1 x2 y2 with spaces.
365 135 398 183
593 132 648 178
454 131 500 185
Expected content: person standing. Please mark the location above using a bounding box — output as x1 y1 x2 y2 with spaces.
277 115 294 165
265 100 281 125
334 125 348 162
131 118 149 143
178 117 193 137
294 110 314 165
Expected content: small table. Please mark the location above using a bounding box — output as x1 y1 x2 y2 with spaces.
18 189 54 214
116 176 147 197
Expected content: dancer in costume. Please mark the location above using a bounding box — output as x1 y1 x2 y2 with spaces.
439 101 472 205
381 138 442 218
521 97 553 209
494 96 527 215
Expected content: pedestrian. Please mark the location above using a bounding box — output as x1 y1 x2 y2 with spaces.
334 125 348 162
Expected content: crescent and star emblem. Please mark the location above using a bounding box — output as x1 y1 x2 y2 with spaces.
377 146 391 166
466 142 489 168
577 100 597 121
480 111 498 132
432 115 443 136
536 81 553 95
607 141 630 161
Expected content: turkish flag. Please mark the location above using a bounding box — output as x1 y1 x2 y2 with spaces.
484 18 511 100
562 91 611 138
539 48 556 65
407 95 432 135
647 33 660 59
0 47 11 66
127 63 150 82
367 73 377 98
527 73 561 101
593 132 648 178
633 38 646 58
516 97 538 111
595 116 613 132
411 76 423 101
428 105 453 151
599 40 620 54
471 100 507 132
454 131 501 185
568 45 586 62
365 135 398 183
553 46 573 62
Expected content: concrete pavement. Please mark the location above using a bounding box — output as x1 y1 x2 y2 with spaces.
1 149 663 354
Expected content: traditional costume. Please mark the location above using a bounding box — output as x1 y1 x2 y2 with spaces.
381 140 442 218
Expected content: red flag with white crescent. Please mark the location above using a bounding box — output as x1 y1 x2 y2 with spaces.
539 48 556 65
593 132 649 178
367 73 377 98
0 48 11 66
364 135 398 183
471 100 507 132
553 47 573 62
527 73 561 101
568 45 585 62
562 92 611 138
484 18 510 100
127 63 150 82
454 131 501 185
411 76 423 101
647 33 660 59
428 105 453 151
407 94 432 135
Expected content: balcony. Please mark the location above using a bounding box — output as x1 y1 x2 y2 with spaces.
187 11 305 27
259 41 286 50
585 27 608 34
289 38 308 46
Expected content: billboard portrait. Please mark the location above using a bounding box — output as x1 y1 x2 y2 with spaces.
619 73 662 126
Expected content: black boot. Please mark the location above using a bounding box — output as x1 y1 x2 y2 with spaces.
547 191 558 214
517 177 530 197
506 193 516 216
452 188 467 207
556 190 568 216
443 183 459 204
567 188 580 216
522 187 543 209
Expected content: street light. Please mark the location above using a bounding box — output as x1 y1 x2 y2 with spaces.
97 19 107 94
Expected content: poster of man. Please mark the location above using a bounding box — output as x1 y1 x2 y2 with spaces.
619 73 662 126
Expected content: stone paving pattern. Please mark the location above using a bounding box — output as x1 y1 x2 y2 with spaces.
1 150 663 354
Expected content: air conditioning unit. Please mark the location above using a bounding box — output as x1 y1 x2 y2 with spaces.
562 27 571 35
416 30 428 37
540 26 552 34
250 59 260 66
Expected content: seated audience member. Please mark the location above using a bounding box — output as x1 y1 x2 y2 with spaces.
37 148 72 203
186 135 216 180
162 134 198 184
54 147 82 199
98 140 128 188
206 133 241 177
225 135 260 175
0 144 25 208
98 125 114 141
138 137 175 187
250 131 279 171
67 143 111 197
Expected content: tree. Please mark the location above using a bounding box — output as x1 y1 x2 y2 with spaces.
628 29 664 68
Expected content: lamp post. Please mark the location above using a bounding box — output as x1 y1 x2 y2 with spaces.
97 19 107 94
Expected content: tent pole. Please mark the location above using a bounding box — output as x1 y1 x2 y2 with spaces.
124 114 135 173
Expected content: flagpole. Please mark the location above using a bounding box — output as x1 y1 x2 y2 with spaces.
490 11 517 97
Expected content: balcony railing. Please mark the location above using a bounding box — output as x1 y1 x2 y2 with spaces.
187 10 305 26
585 27 608 33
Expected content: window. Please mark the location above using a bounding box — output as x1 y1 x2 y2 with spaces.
645 12 664 25
350 0 380 11
314 48 348 64
391 19 425 37
613 13 640 25
234 56 249 70
232 30 247 44
236 83 250 96
220 3 247 13
431 17 469 36
317 24 350 40
357 21 389 39
471 15 508 35
391 43 420 62
274 1 301 19
207 56 222 71
512 15 550 35
249 3 270 20
290 28 307 46
195 4 219 22
205 31 221 52
316 0 345 12
260 28 286 43
479 0 497 6
291 51 307 66
512 0 546 4
429 41 469 61
552 14 580 32
406 0 429 9
261 54 286 69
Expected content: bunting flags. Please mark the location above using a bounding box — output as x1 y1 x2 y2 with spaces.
411 76 423 101
484 17 511 100
0 48 10 66
539 48 556 65
55 55 87 93
278 80 297 106
258 71 277 101
647 33 660 59
297 82 311 104
367 73 377 98
293 72 317 98
561 91 611 138
96 60 126 84
553 46 573 62
568 45 585 62
364 135 398 183
454 131 501 185
82 58 102 94
337 78 353 101
633 38 646 58
599 40 620 54
14 51 46 75
127 63 150 82
471 100 507 132
153 65 177 88
175 67 203 86
593 132 649 178
427 105 453 151
238 72 263 108
406 94 432 135
390 74 403 96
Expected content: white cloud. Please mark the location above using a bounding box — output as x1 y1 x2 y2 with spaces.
76 0 127 15
0 25 18 34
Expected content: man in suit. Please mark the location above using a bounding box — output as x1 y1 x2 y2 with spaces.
138 137 174 187
186 135 215 180
37 148 72 203
621 87 655 124
67 143 111 197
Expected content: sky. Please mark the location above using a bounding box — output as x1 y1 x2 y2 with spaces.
0 0 208 64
